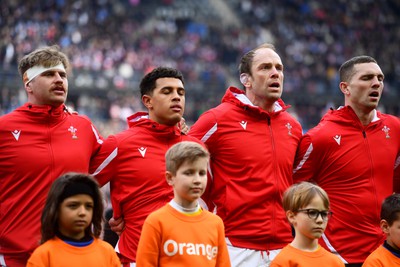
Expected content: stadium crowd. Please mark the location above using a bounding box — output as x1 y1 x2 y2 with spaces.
1 0 399 136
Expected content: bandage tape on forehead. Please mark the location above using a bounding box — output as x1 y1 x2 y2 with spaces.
240 73 249 85
23 63 66 86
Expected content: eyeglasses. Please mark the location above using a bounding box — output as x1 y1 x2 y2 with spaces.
297 209 333 221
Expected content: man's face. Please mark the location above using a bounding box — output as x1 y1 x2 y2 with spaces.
26 69 68 107
342 62 384 112
143 77 185 126
246 47 284 108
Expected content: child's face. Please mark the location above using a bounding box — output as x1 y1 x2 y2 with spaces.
167 157 208 208
383 219 400 250
289 195 329 242
58 194 94 240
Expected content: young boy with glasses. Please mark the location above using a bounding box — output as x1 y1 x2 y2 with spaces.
270 182 344 266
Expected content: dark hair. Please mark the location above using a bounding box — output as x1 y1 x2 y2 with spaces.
139 66 184 97
339 55 377 82
238 43 276 76
18 45 70 78
40 172 104 243
381 194 400 226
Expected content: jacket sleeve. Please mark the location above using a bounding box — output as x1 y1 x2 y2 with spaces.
293 134 317 183
89 135 118 187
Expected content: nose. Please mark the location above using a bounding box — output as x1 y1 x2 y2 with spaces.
371 76 382 88
315 213 325 223
270 67 279 78
54 72 64 82
192 173 203 184
171 89 182 100
78 205 87 216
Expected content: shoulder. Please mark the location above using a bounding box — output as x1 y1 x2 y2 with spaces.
363 245 392 266
145 205 169 222
270 245 291 266
203 210 223 221
379 113 400 127
30 239 59 255
319 247 345 265
0 109 22 125
94 238 117 251
68 112 95 124
181 134 203 144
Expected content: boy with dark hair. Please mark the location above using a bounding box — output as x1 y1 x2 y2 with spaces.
363 194 400 266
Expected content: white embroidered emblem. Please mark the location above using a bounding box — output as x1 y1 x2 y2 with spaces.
68 126 78 139
333 135 341 145
285 123 292 136
12 130 21 141
239 121 247 130
138 147 147 157
382 125 390 139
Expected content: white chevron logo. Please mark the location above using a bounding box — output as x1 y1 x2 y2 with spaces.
138 147 147 157
239 121 247 130
12 130 21 141
333 135 341 145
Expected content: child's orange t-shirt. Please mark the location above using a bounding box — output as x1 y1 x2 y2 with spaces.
136 203 231 267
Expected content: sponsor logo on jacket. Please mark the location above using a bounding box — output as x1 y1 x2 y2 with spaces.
163 239 218 260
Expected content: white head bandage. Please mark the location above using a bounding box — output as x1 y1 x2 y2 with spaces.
23 63 66 86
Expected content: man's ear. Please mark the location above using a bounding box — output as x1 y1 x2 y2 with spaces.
339 82 350 95
25 83 33 93
380 219 390 234
166 171 174 186
240 73 249 86
142 95 152 109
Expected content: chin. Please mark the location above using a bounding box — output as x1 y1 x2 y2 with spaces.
171 115 182 124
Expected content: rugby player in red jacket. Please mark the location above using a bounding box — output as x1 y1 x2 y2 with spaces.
0 45 103 267
89 67 202 266
293 56 400 266
189 43 302 266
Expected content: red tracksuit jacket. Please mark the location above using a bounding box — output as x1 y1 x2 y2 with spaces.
89 112 202 263
0 103 103 266
293 106 400 264
189 87 302 251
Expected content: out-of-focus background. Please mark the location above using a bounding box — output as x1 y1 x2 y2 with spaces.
1 0 399 136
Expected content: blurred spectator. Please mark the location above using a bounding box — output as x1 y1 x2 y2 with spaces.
1 0 399 135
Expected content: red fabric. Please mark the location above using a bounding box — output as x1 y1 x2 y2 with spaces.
0 103 103 267
189 87 302 251
293 106 400 263
90 112 202 262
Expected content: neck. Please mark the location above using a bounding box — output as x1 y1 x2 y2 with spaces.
170 199 200 214
347 105 376 126
290 237 319 252
245 92 277 112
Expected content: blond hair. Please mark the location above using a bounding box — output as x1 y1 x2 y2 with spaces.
282 181 330 212
165 141 209 175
